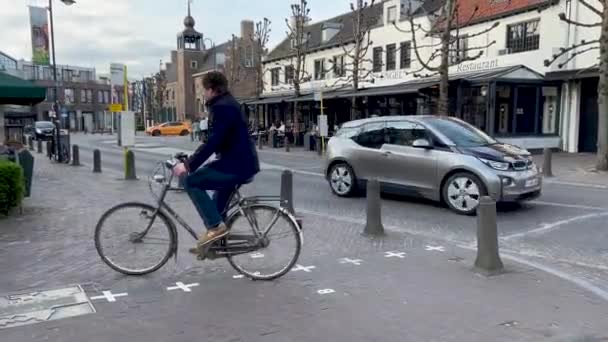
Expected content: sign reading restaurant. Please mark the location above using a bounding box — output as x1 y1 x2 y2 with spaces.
455 59 499 73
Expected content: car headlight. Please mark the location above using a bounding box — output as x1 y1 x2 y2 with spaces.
35 129 42 134
478 158 510 171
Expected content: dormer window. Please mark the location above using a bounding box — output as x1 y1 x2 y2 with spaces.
387 6 397 24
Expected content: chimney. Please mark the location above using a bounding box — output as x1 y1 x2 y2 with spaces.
240 20 254 40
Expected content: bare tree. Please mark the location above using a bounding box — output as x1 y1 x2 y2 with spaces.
253 18 272 99
396 0 499 115
544 0 607 170
153 68 167 124
226 34 244 89
285 0 312 143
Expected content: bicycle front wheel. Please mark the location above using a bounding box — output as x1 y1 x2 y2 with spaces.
95 202 176 275
226 204 302 281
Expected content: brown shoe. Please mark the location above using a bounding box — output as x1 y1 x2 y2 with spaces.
189 224 229 255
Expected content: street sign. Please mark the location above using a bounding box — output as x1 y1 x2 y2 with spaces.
314 91 322 101
318 115 328 137
109 103 123 112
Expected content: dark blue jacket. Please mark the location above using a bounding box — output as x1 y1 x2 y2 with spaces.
186 92 260 180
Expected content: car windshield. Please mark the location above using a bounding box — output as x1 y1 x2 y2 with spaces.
35 121 54 129
425 118 497 147
335 126 361 139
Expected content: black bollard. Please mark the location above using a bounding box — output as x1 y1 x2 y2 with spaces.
72 145 80 166
474 196 504 275
37 140 42 154
363 179 384 236
124 149 137 180
542 148 553 178
285 136 290 152
46 141 51 158
280 170 294 215
28 137 34 150
93 149 102 173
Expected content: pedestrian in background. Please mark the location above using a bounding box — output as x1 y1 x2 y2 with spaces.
199 115 209 143
193 119 201 142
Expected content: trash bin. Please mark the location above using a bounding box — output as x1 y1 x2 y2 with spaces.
15 149 34 198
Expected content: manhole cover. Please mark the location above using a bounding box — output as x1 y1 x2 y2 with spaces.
0 285 95 330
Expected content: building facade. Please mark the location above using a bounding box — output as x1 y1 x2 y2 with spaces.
260 0 601 152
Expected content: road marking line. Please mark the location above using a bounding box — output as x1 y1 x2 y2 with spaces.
530 201 606 211
292 264 316 272
339 258 363 265
233 275 244 279
251 252 265 259
544 180 608 190
167 282 199 292
317 289 335 295
90 291 128 303
385 251 406 258
502 212 608 240
425 245 445 252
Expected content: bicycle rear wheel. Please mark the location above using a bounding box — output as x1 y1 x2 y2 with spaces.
95 202 176 275
226 204 302 281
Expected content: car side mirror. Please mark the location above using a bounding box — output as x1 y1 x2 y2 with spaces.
412 138 433 149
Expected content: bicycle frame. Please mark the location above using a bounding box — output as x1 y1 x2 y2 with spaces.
143 168 287 248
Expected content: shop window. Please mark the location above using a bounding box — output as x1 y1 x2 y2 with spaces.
506 19 540 54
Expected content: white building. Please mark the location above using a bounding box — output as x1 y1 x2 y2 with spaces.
260 0 601 152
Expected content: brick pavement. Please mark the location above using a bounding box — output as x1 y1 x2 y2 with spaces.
0 155 607 340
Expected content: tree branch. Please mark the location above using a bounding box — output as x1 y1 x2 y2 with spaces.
544 39 600 66
559 12 601 27
578 0 603 17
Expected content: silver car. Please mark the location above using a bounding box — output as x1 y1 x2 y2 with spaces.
325 116 542 215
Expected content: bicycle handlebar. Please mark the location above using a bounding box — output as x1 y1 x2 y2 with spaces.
164 152 189 170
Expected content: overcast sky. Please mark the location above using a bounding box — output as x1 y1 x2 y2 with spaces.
0 0 350 78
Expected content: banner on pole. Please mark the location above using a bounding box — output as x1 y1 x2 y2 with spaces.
110 63 125 112
29 6 50 65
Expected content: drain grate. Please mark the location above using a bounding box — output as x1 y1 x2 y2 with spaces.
0 285 95 330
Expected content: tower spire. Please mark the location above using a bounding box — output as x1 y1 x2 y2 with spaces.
188 0 192 17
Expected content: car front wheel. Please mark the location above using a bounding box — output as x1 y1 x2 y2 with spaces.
328 163 357 197
442 172 487 216
152 130 161 136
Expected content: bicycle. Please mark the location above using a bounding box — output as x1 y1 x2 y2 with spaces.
94 153 303 281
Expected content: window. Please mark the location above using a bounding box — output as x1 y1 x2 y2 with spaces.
103 90 110 104
507 19 540 53
245 46 253 67
64 88 75 104
373 47 383 72
400 41 411 69
314 59 325 80
450 37 468 64
387 5 397 24
271 68 280 86
191 60 198 69
80 89 87 103
98 90 103 103
333 55 345 77
47 88 56 102
87 89 93 103
385 121 427 146
285 65 294 84
354 122 386 149
386 44 397 71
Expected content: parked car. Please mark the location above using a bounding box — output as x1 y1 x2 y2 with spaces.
146 122 191 136
24 121 55 141
325 116 542 215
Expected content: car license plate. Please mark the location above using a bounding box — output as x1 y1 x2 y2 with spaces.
525 178 539 188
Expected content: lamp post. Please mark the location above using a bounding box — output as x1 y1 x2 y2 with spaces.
49 0 75 163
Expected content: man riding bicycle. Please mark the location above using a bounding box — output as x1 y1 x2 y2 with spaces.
173 72 260 255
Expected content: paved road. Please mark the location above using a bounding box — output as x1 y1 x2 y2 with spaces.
67 134 608 294
1 156 607 340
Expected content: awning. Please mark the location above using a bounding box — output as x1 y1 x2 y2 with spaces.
0 72 47 105
450 65 544 83
344 80 436 98
248 94 294 105
545 67 599 81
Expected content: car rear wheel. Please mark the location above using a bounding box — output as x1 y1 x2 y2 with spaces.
442 172 487 216
152 130 161 136
179 130 189 136
328 163 357 197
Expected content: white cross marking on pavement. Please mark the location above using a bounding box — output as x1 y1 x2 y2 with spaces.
339 258 363 265
291 264 316 272
251 252 265 259
167 282 199 292
233 275 244 279
425 245 445 252
385 251 406 258
90 291 128 303
317 289 335 295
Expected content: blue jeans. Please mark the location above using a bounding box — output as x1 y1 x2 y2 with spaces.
184 167 242 230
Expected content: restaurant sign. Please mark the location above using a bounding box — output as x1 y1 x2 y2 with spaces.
455 59 499 73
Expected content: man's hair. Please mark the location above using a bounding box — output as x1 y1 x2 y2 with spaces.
202 71 229 94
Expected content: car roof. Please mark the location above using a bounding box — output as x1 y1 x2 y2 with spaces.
340 115 457 128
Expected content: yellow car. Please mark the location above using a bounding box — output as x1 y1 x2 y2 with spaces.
146 122 191 136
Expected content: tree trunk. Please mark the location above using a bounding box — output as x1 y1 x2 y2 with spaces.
597 4 608 171
437 0 454 116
